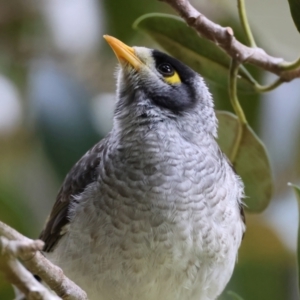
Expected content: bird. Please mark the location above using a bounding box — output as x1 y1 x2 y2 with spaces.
39 35 245 300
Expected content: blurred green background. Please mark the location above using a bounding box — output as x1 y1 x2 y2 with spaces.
0 0 300 299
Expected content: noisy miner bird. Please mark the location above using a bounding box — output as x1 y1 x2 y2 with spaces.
39 35 245 300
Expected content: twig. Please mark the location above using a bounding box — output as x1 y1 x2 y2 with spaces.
237 0 256 48
228 59 246 163
159 0 300 81
0 237 61 300
229 60 247 125
255 77 283 92
0 221 88 300
280 56 300 71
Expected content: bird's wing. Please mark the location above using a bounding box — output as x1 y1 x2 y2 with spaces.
39 136 108 252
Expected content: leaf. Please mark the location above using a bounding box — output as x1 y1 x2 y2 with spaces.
217 111 273 212
227 291 244 300
287 0 300 33
289 183 300 296
102 0 166 42
133 13 256 92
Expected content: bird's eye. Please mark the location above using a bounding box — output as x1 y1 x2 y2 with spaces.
157 63 181 85
157 63 175 77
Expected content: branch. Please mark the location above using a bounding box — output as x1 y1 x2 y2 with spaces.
0 237 60 300
0 221 88 300
159 0 300 81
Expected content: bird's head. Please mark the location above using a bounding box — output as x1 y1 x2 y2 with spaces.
104 35 217 138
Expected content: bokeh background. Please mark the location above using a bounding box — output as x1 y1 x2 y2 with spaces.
0 0 300 299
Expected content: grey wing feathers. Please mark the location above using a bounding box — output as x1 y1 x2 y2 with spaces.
39 137 108 252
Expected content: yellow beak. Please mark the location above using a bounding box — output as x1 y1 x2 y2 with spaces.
103 35 143 70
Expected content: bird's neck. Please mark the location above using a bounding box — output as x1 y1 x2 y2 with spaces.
111 117 217 155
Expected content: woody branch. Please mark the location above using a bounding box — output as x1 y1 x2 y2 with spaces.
159 0 300 82
0 221 88 300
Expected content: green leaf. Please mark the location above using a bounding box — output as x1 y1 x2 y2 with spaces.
102 0 167 42
217 111 273 212
287 0 300 33
133 13 256 92
227 291 244 300
289 183 300 296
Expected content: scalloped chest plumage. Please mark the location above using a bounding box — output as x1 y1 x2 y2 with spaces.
46 126 245 300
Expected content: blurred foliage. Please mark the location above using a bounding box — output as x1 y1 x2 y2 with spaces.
0 0 299 299
102 0 169 43
0 0 45 89
0 175 34 300
227 215 294 300
227 291 244 300
287 0 300 33
0 183 34 235
0 166 35 299
290 184 300 296
28 60 100 180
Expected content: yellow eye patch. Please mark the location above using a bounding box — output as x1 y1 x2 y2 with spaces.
156 62 181 85
163 71 181 85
